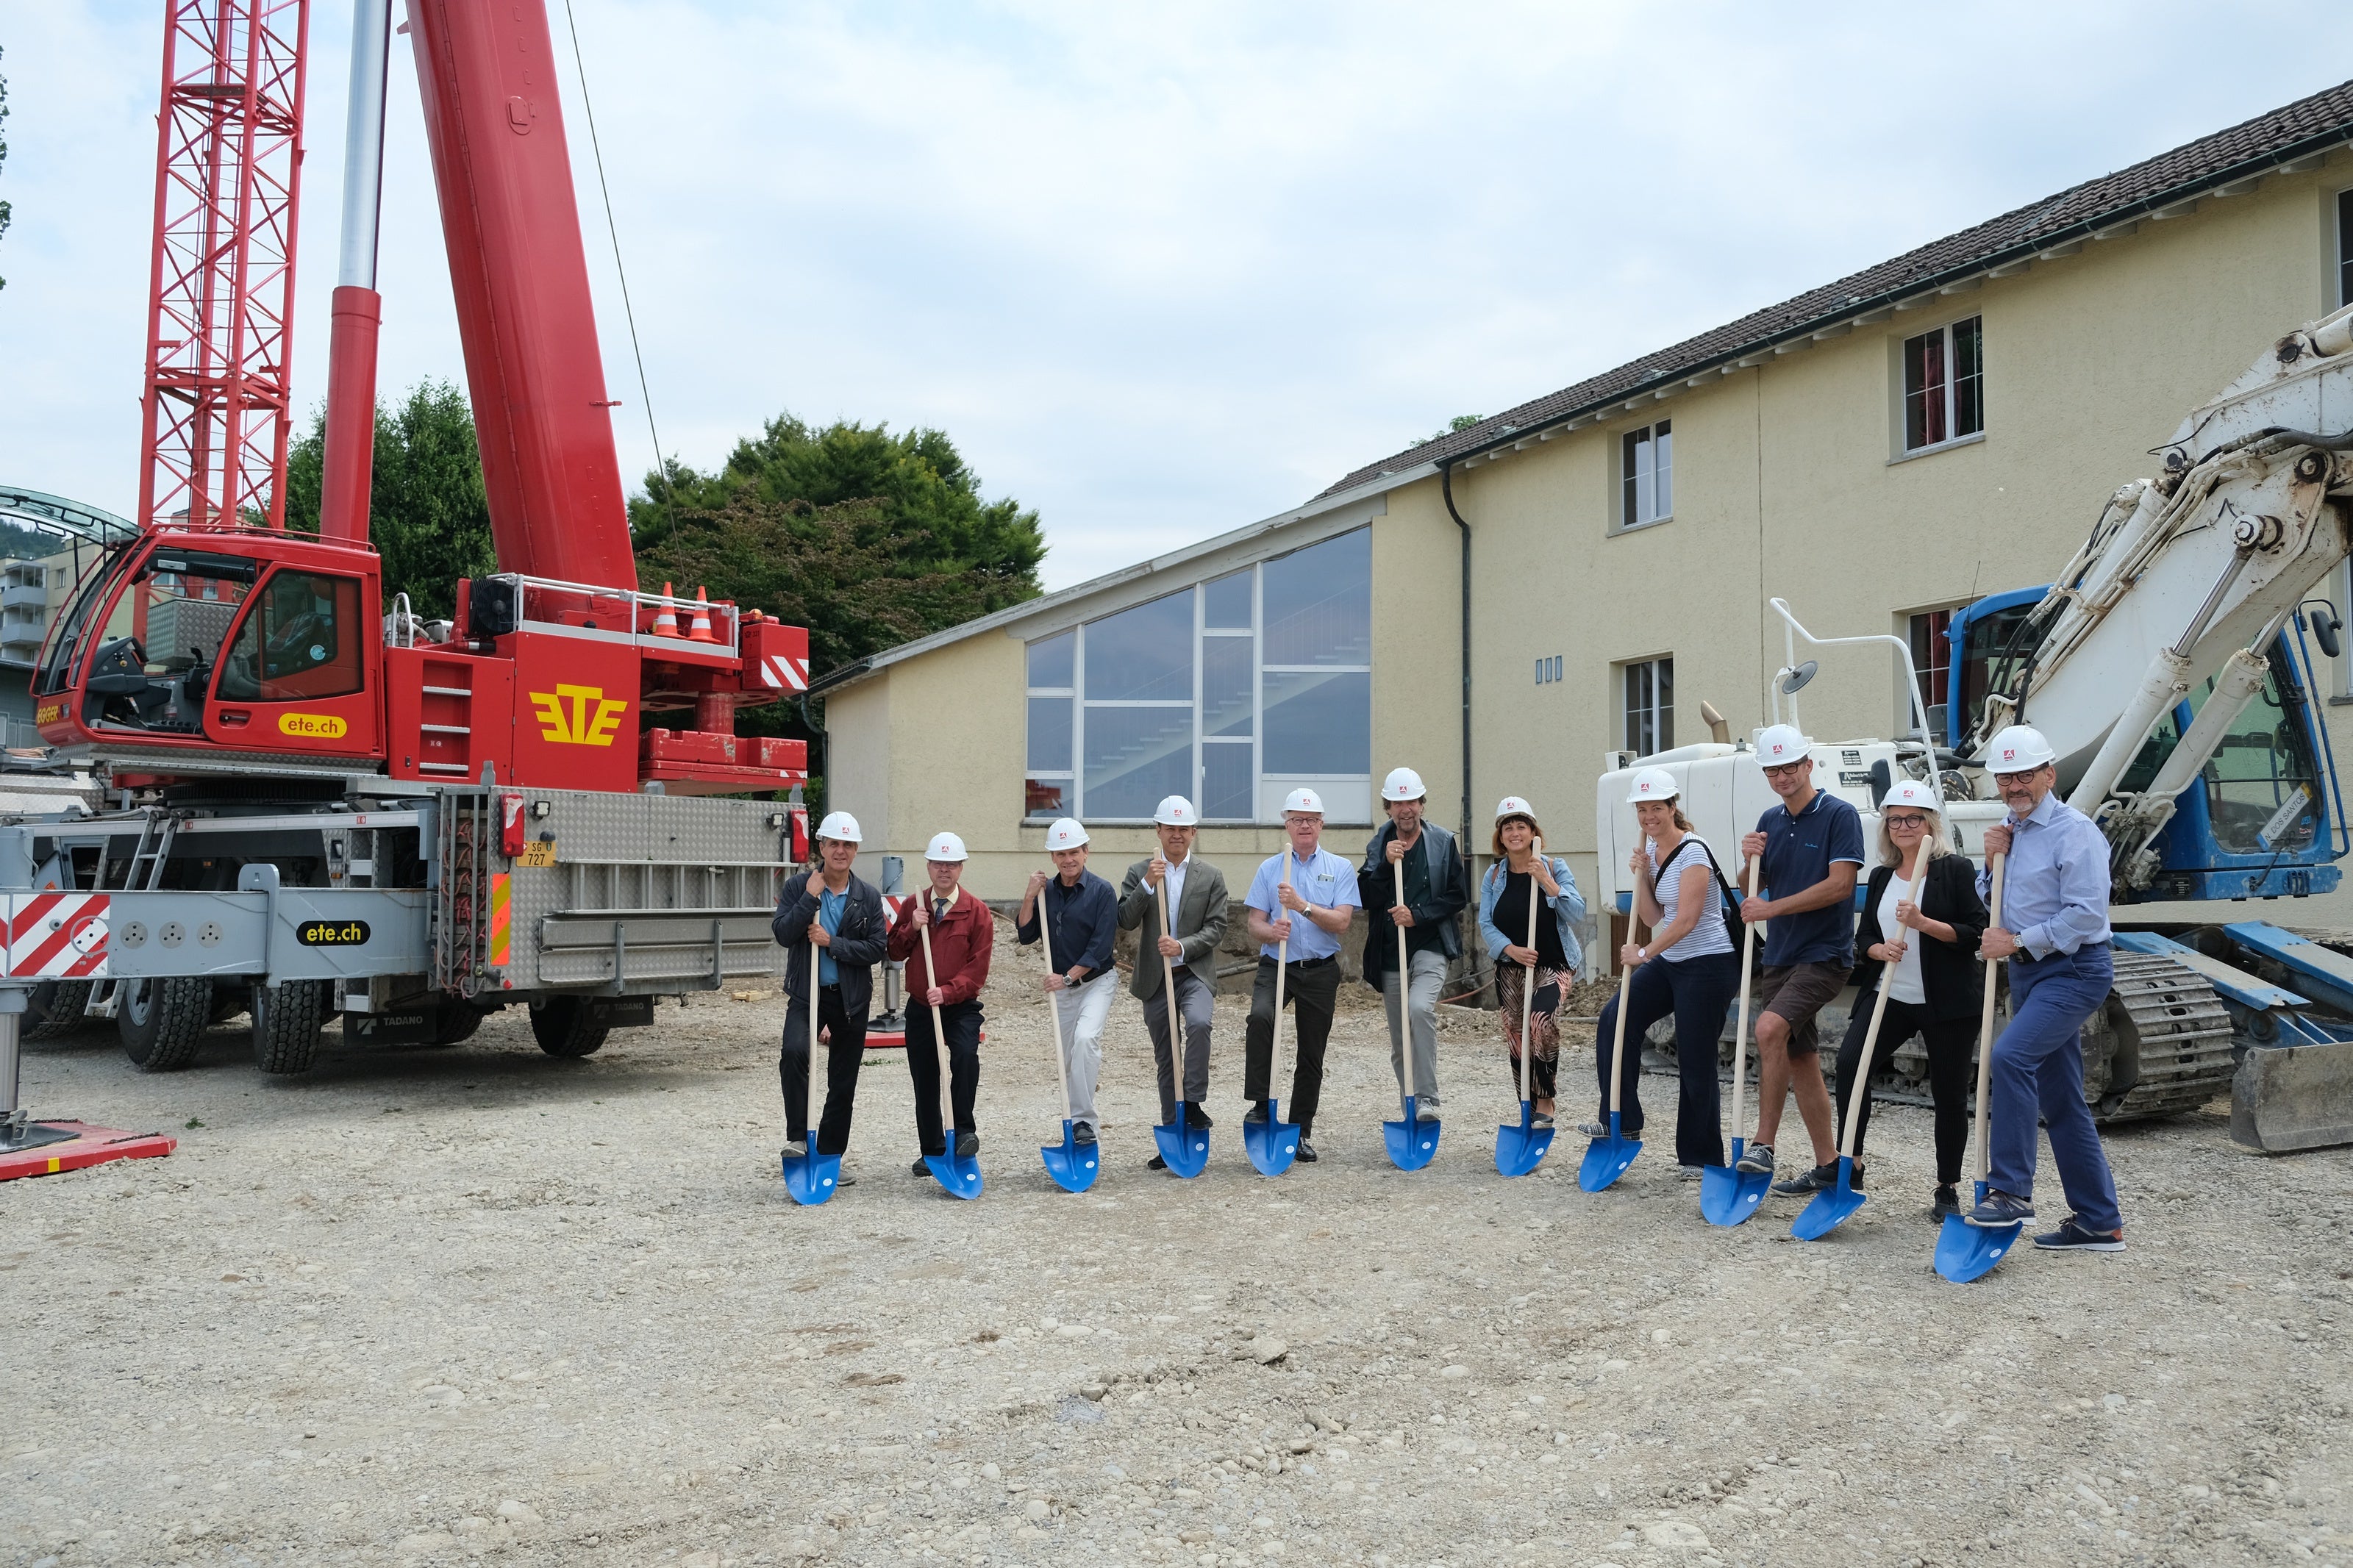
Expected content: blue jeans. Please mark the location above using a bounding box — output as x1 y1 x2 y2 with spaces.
1594 950 1740 1167
1988 942 2122 1233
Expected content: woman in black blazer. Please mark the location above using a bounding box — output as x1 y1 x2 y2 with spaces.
1832 780 1987 1220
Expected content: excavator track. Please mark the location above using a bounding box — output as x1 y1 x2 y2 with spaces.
1879 951 2236 1123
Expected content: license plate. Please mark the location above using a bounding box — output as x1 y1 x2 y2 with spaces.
516 840 557 868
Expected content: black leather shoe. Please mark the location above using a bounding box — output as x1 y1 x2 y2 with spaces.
1243 1102 1269 1125
1185 1103 1214 1128
1296 1139 1318 1164
910 1159 929 1178
1073 1123 1096 1145
955 1131 979 1159
1147 1154 1169 1173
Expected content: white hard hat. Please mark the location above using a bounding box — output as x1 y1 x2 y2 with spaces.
1044 817 1090 851
1985 724 2056 773
1282 787 1325 816
1880 779 1941 812
1381 767 1427 803
1626 766 1681 805
1755 725 1810 765
1493 795 1537 821
1154 795 1199 826
924 830 968 862
815 810 862 844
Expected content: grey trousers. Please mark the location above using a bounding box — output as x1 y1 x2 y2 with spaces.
1382 947 1448 1108
1142 965 1215 1119
1050 973 1116 1131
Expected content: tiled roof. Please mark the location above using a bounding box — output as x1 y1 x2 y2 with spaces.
1316 79 2353 499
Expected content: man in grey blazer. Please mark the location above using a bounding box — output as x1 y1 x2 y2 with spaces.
1119 794 1230 1159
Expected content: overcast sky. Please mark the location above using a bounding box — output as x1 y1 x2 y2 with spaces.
5 2 2352 590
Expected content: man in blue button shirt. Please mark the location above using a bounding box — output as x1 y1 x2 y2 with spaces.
1242 789 1362 1164
1734 725 1865 1192
1965 725 2125 1250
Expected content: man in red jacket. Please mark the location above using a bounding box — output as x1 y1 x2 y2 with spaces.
889 830 996 1174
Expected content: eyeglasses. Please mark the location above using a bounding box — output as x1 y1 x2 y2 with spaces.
1761 762 1807 778
1884 813 1929 828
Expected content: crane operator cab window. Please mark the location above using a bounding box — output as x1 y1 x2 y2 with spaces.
61 548 259 735
215 572 364 702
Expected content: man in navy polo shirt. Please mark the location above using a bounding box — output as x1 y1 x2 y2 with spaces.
1733 725 1866 1192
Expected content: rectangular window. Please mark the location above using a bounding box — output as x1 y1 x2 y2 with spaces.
1621 656 1673 757
1903 316 1983 452
1023 630 1075 821
1534 655 1561 685
2339 187 2353 308
1908 608 1956 740
1620 420 1672 529
1023 528 1371 823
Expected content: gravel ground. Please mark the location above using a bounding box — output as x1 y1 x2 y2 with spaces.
5 924 2351 1568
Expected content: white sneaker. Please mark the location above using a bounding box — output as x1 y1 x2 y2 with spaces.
1415 1100 1441 1121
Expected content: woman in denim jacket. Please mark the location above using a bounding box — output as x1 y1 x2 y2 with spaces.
1477 796 1586 1127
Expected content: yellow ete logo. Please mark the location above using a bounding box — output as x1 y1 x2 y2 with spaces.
531 684 629 747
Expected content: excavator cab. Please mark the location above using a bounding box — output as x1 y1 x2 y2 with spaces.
33 530 385 765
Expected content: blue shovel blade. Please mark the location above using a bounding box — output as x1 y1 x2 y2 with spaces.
1039 1120 1099 1194
1577 1111 1642 1192
924 1151 985 1200
1936 1181 2022 1282
1382 1095 1440 1172
1493 1100 1553 1178
780 1148 841 1207
1699 1136 1771 1227
1152 1106 1210 1178
1241 1099 1299 1178
1790 1154 1866 1240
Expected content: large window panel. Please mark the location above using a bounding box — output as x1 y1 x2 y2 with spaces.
1204 570 1253 630
1202 742 1254 821
1082 705 1195 820
1263 669 1370 774
1026 695 1073 772
1084 589 1194 701
1263 531 1371 667
1202 636 1254 738
1028 629 1074 689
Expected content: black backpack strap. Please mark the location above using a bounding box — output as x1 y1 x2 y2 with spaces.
1654 836 1742 915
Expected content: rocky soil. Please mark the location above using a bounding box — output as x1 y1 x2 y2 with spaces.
5 920 2350 1568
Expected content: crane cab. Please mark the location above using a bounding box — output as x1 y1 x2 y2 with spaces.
33 530 386 768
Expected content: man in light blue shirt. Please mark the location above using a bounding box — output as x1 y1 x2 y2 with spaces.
1240 789 1362 1162
1967 725 2124 1250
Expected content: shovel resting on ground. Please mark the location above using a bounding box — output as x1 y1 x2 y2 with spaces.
780 931 843 1206
1493 838 1555 1178
918 902 983 1200
1243 852 1301 1178
1149 878 1210 1178
1579 912 1645 1192
1793 845 1932 1239
1938 854 2021 1283
1035 911 1099 1193
1382 867 1440 1171
1701 859 1770 1226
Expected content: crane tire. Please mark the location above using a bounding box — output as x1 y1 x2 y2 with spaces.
530 997 610 1059
25 980 94 1039
119 976 213 1073
252 979 330 1075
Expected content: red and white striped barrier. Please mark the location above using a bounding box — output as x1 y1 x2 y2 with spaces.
7 892 111 979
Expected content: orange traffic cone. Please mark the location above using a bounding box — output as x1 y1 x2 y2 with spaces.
653 583 680 637
685 586 720 643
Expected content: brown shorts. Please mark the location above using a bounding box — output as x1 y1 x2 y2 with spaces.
1754 962 1851 1058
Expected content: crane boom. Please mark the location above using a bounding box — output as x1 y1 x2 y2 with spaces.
405 0 635 590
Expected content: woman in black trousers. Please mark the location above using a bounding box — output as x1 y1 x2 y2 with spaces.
1828 778 1987 1219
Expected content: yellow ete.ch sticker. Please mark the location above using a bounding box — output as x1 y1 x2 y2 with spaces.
279 712 349 739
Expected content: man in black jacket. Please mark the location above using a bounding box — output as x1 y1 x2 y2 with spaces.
774 810 889 1175
1360 767 1471 1119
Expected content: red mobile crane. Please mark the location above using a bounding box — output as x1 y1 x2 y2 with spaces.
7 0 810 1076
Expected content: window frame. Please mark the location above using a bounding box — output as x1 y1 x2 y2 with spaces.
1896 315 1985 458
2338 186 2353 309
1615 418 1674 533
1904 604 1969 742
1022 527 1371 826
1618 654 1674 758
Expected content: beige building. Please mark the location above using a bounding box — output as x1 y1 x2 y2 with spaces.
814 82 2353 943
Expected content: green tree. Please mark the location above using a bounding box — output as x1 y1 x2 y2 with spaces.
284 379 496 619
1 45 13 291
1408 412 1484 448
633 415 1046 620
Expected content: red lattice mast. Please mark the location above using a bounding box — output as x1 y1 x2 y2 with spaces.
136 0 312 533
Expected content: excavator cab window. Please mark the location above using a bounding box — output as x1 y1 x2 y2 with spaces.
2115 638 2324 856
216 571 365 702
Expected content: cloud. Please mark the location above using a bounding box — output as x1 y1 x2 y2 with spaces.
3 1 2349 589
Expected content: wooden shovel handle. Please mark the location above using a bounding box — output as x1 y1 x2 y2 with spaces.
1729 858 1760 1142
1517 840 1544 1102
1971 854 2007 1181
1837 849 1932 1160
1607 910 1644 1118
1270 853 1290 1084
918 909 953 1133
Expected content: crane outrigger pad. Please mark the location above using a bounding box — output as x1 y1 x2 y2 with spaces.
0 1121 175 1182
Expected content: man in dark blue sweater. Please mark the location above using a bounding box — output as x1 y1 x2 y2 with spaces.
1015 818 1119 1145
